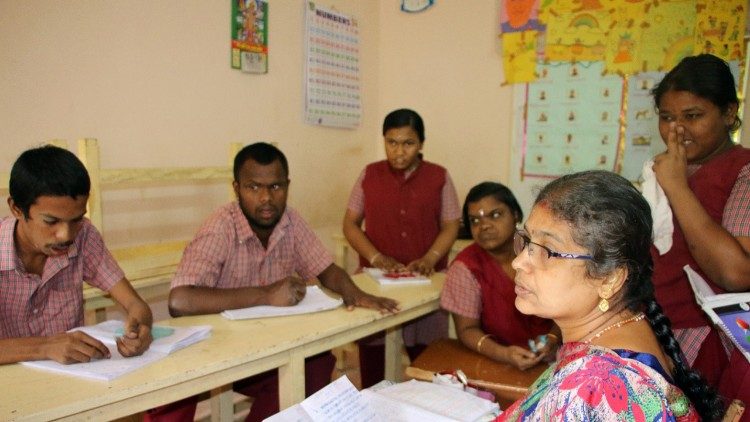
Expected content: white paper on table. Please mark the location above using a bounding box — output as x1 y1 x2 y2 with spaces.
21 320 211 381
364 268 430 286
221 285 343 320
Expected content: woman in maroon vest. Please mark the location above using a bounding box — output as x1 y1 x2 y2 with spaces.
649 54 750 415
441 182 556 369
343 108 461 387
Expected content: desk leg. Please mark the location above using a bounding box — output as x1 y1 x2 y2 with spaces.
384 326 404 382
278 351 305 410
210 384 233 422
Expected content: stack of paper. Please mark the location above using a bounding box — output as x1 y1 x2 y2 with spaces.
364 268 430 286
22 321 211 381
221 285 343 320
265 376 500 422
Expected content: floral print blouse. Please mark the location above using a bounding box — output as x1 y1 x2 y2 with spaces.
495 342 698 421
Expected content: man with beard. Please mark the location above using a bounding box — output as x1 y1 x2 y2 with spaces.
0 145 153 365
147 142 399 422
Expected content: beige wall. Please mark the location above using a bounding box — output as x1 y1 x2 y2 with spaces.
2 1 748 248
0 1 386 249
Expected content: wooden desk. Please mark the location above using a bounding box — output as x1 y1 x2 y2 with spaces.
410 338 547 408
0 273 444 421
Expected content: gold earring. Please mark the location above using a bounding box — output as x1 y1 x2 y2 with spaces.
598 297 609 312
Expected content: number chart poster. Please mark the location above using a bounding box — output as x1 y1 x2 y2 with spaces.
304 2 361 129
522 62 623 178
231 0 268 74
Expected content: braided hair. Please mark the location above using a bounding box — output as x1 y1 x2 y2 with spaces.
536 170 723 420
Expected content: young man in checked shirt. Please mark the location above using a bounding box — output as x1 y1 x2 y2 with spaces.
0 145 152 365
146 142 400 422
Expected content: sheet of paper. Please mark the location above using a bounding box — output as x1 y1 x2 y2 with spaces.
299 376 377 422
22 346 167 381
21 320 211 381
78 320 212 354
372 379 499 422
221 285 343 320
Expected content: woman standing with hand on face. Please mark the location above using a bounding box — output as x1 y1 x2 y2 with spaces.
648 54 750 413
441 182 555 370
343 108 460 387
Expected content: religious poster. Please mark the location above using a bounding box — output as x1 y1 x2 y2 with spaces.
522 62 623 178
231 0 269 74
304 2 362 129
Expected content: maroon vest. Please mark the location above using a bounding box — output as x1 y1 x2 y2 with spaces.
652 146 750 328
455 243 552 347
360 160 447 270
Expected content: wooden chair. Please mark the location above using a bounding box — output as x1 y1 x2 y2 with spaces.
76 138 242 322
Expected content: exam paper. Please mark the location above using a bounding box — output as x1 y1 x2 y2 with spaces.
221 285 343 320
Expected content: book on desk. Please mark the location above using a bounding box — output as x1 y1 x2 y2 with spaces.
265 375 500 422
22 320 211 381
684 265 750 364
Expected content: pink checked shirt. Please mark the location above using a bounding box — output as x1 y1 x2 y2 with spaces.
172 202 333 289
0 217 123 338
440 262 483 320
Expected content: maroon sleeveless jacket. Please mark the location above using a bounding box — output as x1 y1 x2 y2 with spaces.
652 146 750 328
455 243 552 347
359 160 448 270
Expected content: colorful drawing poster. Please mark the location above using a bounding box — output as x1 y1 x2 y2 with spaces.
522 62 623 178
304 2 361 129
620 72 666 181
602 0 649 75
694 0 746 61
637 0 696 72
540 1 609 62
502 31 539 84
500 0 544 33
231 0 269 73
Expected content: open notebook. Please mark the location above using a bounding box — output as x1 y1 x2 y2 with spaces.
22 320 211 381
684 265 750 363
221 285 343 320
265 375 500 422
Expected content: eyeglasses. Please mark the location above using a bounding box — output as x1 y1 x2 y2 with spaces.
513 230 593 266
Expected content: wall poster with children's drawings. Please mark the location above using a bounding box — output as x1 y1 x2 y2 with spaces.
522 61 623 178
304 2 362 129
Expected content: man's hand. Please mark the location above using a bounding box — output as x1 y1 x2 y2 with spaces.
42 331 111 364
116 318 153 357
343 291 400 314
264 276 307 306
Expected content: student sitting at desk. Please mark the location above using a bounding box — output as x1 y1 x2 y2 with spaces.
497 171 720 421
343 108 460 388
0 146 153 365
146 142 399 422
441 182 555 370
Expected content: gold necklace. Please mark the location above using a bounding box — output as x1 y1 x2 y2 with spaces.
583 313 646 344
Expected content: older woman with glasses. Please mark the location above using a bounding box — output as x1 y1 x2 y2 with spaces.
441 182 555 370
496 170 720 421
